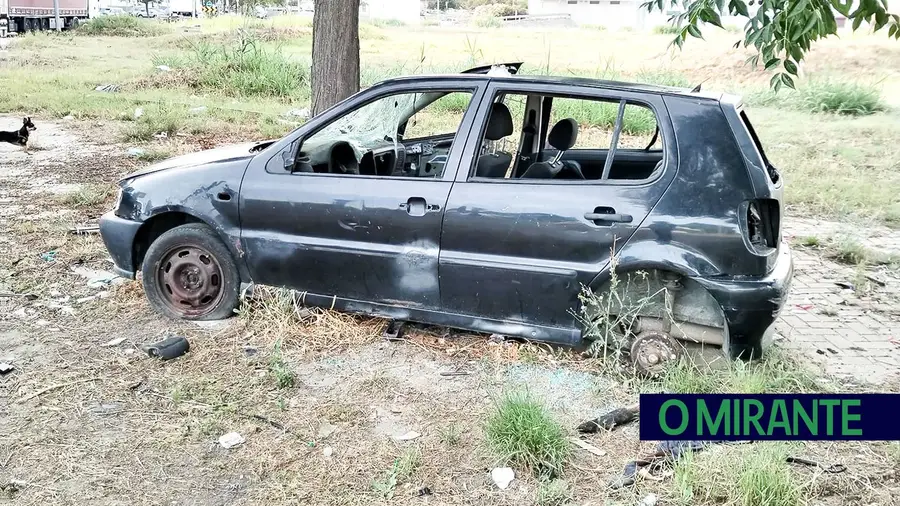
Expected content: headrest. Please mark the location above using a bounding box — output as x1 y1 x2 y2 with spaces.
548 118 578 151
485 102 513 141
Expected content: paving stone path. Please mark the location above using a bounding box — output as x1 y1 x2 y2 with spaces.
780 218 900 385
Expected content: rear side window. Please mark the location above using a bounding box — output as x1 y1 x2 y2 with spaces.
739 110 780 184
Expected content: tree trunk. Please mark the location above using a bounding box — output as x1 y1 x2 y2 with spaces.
311 0 361 116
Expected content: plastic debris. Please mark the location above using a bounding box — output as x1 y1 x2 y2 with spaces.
189 106 207 114
127 147 145 157
491 467 514 489
218 431 245 449
156 64 171 72
317 422 337 439
145 336 190 361
394 431 421 441
95 84 120 92
69 225 100 235
0 362 14 375
133 107 143 119
71 266 124 289
105 337 126 347
40 250 57 262
323 446 333 457
283 108 309 119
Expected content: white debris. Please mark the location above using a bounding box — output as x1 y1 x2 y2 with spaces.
189 106 207 114
283 108 309 119
35 319 50 327
394 431 421 441
491 467 514 489
218 432 245 449
105 337 126 347
127 147 145 157
71 266 125 289
323 446 333 457
156 65 171 72
569 437 607 457
133 107 143 119
12 307 28 319
639 493 659 506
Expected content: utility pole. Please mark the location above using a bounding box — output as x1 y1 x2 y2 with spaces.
53 0 61 31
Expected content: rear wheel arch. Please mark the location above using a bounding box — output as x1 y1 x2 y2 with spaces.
583 263 730 355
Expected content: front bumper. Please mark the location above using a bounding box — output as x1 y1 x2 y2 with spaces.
99 211 143 279
695 243 793 360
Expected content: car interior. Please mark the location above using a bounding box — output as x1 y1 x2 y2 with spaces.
473 93 665 182
288 91 472 179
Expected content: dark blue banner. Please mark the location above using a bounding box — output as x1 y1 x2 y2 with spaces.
639 394 900 441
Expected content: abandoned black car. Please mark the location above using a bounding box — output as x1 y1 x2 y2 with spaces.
99 63 792 366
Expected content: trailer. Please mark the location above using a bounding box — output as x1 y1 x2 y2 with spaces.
1 0 90 35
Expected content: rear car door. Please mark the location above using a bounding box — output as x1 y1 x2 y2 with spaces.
438 81 677 338
239 80 486 309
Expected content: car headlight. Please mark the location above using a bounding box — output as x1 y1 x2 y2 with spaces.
113 188 123 212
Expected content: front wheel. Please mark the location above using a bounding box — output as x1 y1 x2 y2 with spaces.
141 223 241 321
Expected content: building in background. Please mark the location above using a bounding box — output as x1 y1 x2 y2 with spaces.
360 0 421 24
527 0 667 30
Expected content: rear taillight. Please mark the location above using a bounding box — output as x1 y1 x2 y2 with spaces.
747 199 780 252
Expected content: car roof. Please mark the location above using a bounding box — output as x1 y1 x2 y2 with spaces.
376 72 726 102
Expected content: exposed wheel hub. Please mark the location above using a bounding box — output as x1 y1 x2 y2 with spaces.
630 331 681 376
156 245 224 317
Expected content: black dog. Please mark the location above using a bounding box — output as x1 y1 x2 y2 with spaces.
0 117 37 153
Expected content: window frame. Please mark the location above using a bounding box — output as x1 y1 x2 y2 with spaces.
460 80 671 187
263 79 486 182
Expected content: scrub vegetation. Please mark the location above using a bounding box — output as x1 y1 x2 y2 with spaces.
2 14 899 506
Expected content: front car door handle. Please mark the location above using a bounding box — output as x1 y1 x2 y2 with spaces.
584 212 633 223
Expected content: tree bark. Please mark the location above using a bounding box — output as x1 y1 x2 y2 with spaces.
311 0 361 116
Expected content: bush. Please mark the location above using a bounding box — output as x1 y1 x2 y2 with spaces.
798 80 886 116
473 3 523 17
76 15 168 37
485 392 569 478
154 34 308 98
462 0 526 9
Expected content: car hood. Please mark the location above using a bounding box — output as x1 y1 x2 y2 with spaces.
122 140 274 181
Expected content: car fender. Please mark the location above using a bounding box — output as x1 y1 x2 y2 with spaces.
587 240 722 290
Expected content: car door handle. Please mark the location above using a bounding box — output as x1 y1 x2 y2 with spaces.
400 197 437 217
585 209 633 224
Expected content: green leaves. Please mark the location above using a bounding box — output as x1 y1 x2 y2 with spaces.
784 59 798 76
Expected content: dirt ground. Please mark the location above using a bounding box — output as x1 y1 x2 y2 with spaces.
1 117 899 506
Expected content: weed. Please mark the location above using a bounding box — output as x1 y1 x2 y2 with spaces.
674 443 803 506
485 392 569 478
438 423 462 446
58 184 114 208
652 347 824 394
122 104 188 142
372 448 421 499
536 479 572 506
825 236 899 266
76 15 169 37
369 18 407 27
635 69 690 88
134 147 173 162
796 235 821 247
653 24 680 34
269 340 295 389
156 32 309 98
798 80 886 116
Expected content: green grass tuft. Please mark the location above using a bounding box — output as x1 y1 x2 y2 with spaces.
269 341 295 389
122 104 188 142
653 24 681 34
58 184 114 208
652 347 825 395
76 15 169 37
134 147 174 162
798 80 886 116
485 392 570 478
372 448 420 499
674 443 803 506
536 479 572 506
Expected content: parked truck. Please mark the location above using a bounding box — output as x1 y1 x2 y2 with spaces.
0 0 90 36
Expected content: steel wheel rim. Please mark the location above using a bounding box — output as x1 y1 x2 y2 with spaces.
155 244 224 317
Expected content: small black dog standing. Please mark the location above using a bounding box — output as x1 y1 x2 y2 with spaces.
0 117 37 154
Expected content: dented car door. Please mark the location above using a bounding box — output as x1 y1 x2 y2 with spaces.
238 80 486 309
